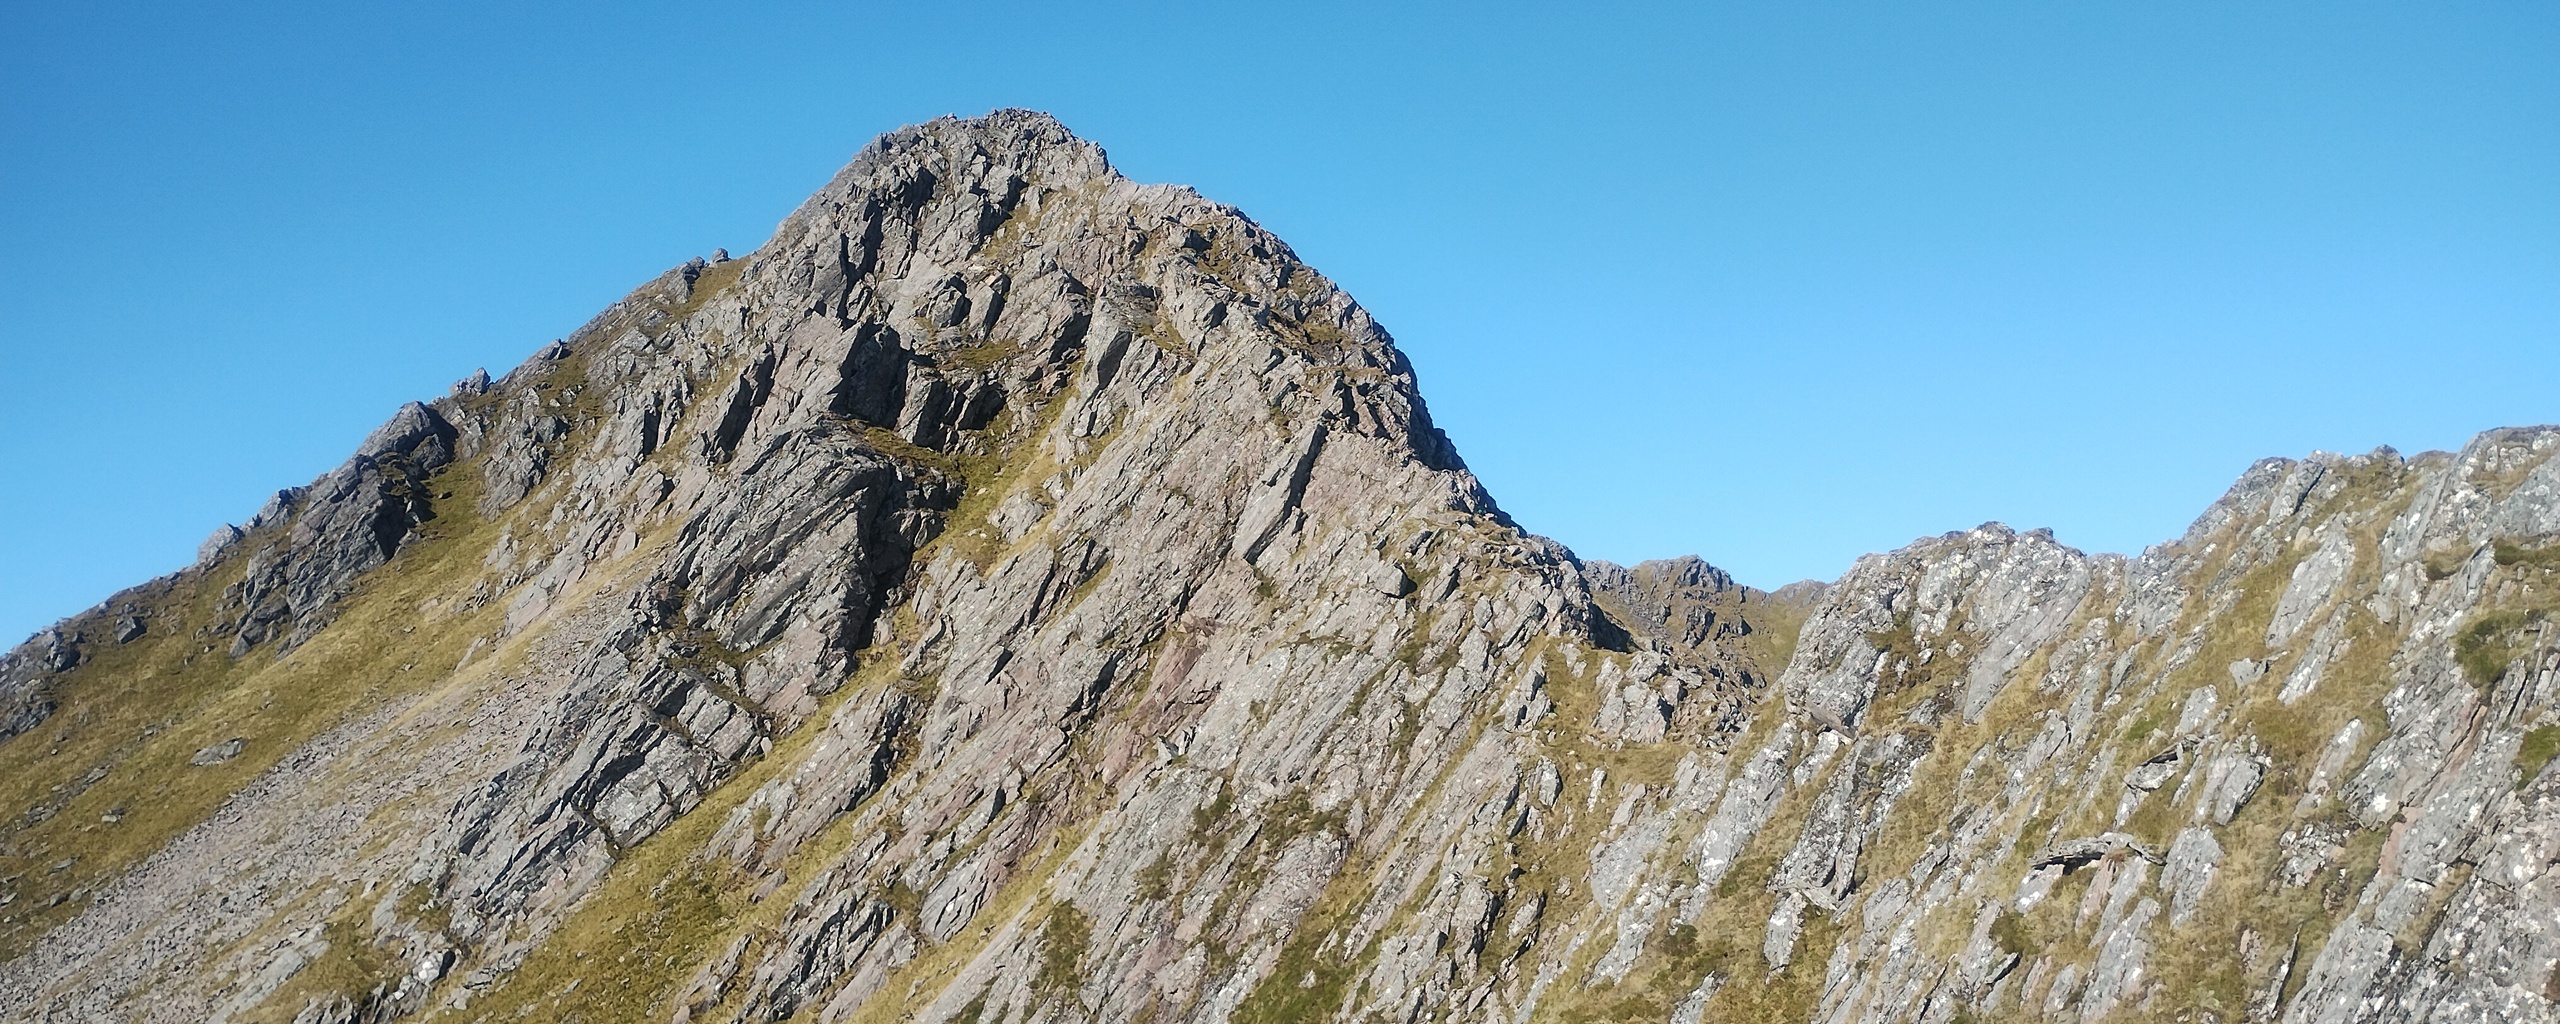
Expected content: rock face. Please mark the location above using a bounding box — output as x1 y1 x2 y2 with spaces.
2 111 2558 1024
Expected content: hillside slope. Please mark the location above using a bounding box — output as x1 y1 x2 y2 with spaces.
3 112 2557 1024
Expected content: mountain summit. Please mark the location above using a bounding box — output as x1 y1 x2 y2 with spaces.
5 111 2559 1024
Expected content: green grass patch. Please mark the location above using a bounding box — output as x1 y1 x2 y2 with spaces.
2494 539 2560 572
1134 853 1173 902
2422 549 2471 581
1034 900 1093 998
2518 726 2560 784
1989 908 2037 959
2457 609 2545 687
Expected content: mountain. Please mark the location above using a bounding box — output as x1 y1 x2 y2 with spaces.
4 110 2558 1024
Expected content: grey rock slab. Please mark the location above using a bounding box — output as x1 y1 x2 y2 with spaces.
2160 827 2223 926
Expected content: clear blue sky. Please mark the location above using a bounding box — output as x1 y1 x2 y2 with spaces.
3 2 2554 642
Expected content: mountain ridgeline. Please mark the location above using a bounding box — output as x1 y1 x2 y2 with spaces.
4 112 2559 1024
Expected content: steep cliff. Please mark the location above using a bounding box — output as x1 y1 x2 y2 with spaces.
2 111 2556 1024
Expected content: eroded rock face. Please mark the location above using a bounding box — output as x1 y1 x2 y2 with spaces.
2 111 2558 1024
0 644 56 743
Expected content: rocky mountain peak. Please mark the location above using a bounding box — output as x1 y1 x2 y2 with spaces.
4 113 2559 1024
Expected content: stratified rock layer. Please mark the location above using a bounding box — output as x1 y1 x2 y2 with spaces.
3 111 2558 1024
